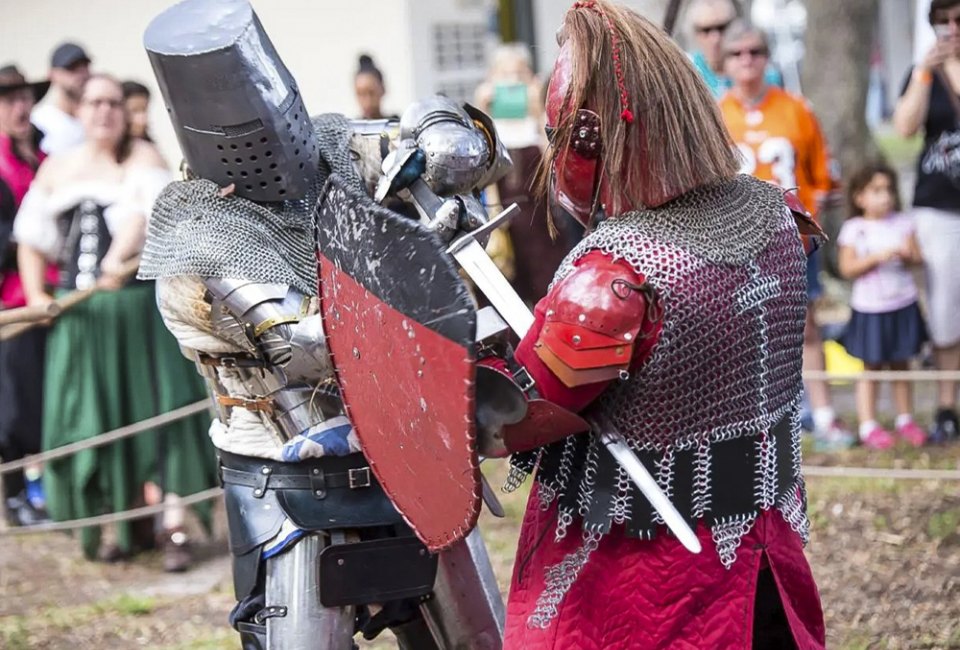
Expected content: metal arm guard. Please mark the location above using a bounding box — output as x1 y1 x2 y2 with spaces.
200 278 336 442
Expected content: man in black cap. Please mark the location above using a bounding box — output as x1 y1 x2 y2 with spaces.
0 63 50 526
31 42 91 154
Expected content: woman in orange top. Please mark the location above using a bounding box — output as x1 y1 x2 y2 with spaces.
718 20 854 452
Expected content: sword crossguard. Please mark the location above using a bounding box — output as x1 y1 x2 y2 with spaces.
446 203 522 256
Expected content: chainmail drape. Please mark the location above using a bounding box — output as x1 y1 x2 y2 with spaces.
139 114 364 294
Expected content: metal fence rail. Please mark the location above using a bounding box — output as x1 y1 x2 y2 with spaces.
0 487 223 537
3 369 960 537
803 466 960 480
0 400 210 475
803 370 960 382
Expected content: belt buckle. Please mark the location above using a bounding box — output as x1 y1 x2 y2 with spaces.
513 366 536 393
348 467 371 489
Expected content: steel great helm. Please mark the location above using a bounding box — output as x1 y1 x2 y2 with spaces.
144 0 318 202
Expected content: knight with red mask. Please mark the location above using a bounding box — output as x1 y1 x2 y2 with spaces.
493 2 827 648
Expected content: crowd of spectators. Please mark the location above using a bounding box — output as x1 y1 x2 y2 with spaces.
2 0 958 575
0 43 215 572
686 0 960 449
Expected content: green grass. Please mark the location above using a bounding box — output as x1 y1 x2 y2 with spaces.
926 507 960 541
102 593 156 616
0 618 30 650
0 593 160 643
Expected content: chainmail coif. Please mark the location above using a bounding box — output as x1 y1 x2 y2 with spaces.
139 114 364 294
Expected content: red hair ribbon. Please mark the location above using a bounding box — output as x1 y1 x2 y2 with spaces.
571 0 634 124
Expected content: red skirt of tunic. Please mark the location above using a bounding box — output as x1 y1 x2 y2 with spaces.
504 486 825 650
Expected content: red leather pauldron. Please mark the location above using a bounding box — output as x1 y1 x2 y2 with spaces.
534 260 656 388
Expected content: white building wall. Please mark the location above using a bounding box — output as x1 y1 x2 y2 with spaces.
0 0 428 163
531 0 670 76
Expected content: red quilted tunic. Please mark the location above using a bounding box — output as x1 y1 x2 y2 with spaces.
504 251 825 650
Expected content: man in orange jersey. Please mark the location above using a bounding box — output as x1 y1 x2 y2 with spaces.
719 20 855 452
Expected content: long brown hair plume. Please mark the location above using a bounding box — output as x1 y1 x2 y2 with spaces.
539 0 739 214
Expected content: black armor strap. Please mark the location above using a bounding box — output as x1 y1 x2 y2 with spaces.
539 413 796 539
219 450 375 499
219 451 404 553
221 464 372 498
197 352 267 368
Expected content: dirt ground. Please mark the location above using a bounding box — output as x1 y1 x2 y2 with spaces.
1 439 959 650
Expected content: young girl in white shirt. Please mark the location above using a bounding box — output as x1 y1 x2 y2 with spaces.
839 163 928 449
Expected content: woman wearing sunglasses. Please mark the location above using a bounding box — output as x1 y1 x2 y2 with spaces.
719 20 856 454
686 0 782 99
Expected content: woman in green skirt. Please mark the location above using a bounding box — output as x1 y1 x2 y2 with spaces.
14 75 216 570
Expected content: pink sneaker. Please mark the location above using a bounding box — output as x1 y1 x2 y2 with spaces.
896 421 927 447
861 426 895 450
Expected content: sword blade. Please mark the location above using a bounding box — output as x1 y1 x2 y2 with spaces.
447 237 535 338
480 473 506 518
447 225 700 554
599 431 702 553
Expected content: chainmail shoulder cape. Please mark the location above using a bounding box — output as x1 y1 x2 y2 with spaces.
576 173 789 268
507 174 812 629
139 114 364 295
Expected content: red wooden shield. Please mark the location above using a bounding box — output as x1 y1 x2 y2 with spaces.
316 176 480 551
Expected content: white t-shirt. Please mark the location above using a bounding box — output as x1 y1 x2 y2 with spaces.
837 213 919 314
31 103 85 155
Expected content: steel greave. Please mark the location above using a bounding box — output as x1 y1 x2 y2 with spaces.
264 533 355 650
420 527 505 650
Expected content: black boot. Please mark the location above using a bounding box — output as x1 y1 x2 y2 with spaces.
930 408 959 444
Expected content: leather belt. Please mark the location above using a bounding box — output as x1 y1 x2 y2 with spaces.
217 394 275 416
197 352 266 369
221 465 372 494
218 450 375 500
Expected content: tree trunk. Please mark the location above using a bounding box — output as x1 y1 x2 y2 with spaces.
801 0 881 178
802 0 881 277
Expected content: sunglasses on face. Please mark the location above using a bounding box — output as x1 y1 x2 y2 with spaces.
695 21 731 36
726 47 768 60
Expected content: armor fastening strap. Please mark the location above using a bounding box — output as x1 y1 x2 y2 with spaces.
220 465 372 497
197 352 266 368
217 394 275 416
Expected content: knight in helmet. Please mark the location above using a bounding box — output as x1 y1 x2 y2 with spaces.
491 2 827 648
138 1 509 648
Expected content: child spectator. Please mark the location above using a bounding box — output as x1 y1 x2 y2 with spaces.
838 163 928 449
